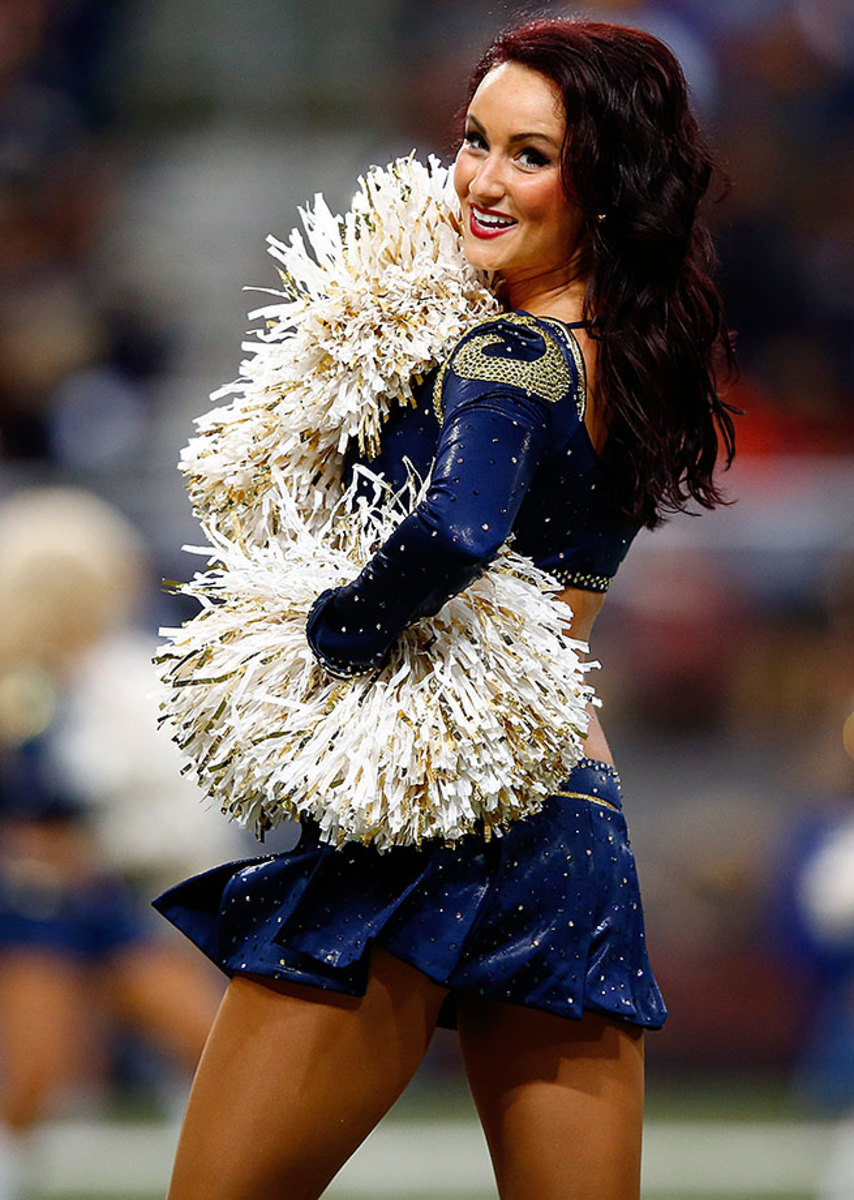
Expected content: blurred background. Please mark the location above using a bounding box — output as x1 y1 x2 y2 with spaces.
0 0 851 1197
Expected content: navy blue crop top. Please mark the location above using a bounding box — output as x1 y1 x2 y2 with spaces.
307 311 640 677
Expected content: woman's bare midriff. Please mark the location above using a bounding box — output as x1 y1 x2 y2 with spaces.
556 584 614 766
556 585 603 643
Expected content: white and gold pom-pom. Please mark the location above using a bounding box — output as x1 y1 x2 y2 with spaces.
157 480 595 852
180 156 498 544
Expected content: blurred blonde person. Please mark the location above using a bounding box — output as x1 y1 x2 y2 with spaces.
0 488 237 1198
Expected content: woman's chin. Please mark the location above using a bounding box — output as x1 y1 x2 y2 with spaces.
461 239 501 273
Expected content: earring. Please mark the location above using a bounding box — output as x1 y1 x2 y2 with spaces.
596 212 607 222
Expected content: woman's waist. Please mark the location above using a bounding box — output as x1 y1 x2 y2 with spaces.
553 584 605 642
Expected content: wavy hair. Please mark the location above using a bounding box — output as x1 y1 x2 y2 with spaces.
463 19 737 527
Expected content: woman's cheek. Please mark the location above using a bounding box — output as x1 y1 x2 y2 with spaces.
453 154 471 203
523 177 562 220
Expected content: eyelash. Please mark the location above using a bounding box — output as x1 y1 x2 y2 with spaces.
518 147 549 168
462 130 551 169
462 130 487 151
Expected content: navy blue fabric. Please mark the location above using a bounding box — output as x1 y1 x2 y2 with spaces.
308 313 639 676
502 317 639 588
0 739 87 821
153 760 666 1029
0 869 150 962
157 313 666 1028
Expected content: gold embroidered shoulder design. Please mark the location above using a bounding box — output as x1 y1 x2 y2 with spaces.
433 312 583 422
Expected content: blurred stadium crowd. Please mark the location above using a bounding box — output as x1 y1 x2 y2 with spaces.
0 0 851 1191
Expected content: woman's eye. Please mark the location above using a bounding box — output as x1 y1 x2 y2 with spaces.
462 130 487 151
518 147 549 168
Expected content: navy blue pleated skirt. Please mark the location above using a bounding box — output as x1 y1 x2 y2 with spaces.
153 759 666 1029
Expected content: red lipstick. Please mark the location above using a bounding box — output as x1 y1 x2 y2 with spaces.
468 204 517 240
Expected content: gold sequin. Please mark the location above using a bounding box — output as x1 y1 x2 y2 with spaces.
539 318 587 420
551 567 611 592
432 358 450 422
433 313 577 420
557 788 620 812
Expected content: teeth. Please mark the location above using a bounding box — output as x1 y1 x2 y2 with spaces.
473 209 515 229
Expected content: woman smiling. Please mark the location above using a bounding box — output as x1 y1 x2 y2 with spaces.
156 17 736 1200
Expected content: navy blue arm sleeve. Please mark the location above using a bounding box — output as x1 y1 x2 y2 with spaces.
306 388 551 677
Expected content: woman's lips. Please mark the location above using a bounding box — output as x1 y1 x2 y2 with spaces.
468 205 517 240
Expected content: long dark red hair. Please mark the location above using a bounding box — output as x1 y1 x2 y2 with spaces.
464 19 737 528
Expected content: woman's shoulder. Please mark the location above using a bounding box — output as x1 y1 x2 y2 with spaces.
433 310 585 419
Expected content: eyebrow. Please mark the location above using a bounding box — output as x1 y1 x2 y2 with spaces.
466 113 561 148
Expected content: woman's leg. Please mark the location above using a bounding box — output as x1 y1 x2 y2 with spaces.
458 997 645 1200
0 951 93 1130
100 940 224 1071
0 950 96 1199
166 947 448 1200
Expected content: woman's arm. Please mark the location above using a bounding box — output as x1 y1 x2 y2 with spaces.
306 393 548 676
306 317 578 677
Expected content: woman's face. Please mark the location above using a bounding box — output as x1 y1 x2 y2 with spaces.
454 61 583 286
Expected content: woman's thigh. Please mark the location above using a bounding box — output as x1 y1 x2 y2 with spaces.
101 939 224 1071
166 946 448 1200
458 996 645 1200
0 950 92 1129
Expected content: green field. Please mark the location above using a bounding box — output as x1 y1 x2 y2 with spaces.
24 1075 835 1199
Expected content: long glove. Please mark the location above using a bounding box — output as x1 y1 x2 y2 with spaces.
306 318 570 676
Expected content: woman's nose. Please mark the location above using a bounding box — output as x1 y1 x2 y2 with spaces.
469 155 505 203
